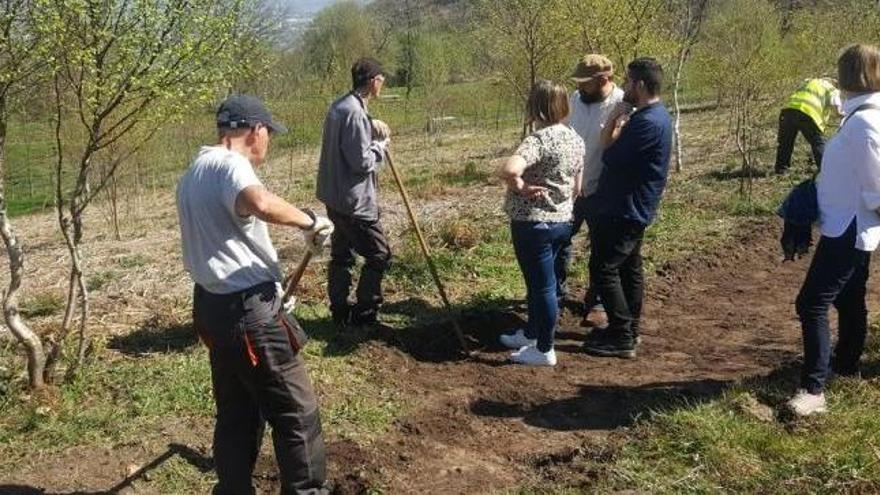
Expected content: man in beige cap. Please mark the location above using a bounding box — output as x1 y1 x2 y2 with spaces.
556 53 628 331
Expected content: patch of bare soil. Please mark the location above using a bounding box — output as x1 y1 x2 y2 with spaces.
0 118 850 493
303 217 880 494
2 217 842 495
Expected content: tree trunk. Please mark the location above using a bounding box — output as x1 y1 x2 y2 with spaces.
59 267 77 338
672 45 688 172
70 222 90 379
109 171 120 241
46 76 68 385
58 201 90 381
0 95 45 389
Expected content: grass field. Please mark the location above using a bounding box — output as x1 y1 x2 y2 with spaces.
0 98 862 493
2 80 523 217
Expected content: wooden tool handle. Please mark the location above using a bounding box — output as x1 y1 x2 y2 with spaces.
282 250 313 303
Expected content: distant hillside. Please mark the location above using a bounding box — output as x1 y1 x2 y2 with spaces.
287 0 342 14
367 0 470 25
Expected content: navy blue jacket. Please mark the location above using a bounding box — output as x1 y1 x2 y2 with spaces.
777 179 817 261
594 102 672 225
777 179 818 226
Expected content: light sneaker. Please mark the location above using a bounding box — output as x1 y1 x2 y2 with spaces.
786 389 827 417
510 345 557 366
499 329 537 349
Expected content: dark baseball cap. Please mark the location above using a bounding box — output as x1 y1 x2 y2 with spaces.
216 94 287 134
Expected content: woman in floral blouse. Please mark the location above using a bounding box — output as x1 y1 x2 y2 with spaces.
498 80 586 366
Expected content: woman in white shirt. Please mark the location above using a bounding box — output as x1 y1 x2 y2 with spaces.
788 44 880 417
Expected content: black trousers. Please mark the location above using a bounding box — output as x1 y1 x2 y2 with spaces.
193 282 327 495
326 208 391 320
775 108 826 172
588 216 646 342
555 195 601 308
796 221 871 394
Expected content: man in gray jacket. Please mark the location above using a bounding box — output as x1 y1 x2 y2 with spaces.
317 57 392 326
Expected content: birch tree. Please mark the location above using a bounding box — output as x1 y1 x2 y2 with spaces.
698 0 789 197
297 1 379 94
0 0 48 389
478 0 575 136
667 0 709 172
35 0 253 381
561 0 669 72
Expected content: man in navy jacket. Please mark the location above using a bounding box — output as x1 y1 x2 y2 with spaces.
582 57 673 359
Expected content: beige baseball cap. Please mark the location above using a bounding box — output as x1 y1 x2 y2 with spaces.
571 54 614 82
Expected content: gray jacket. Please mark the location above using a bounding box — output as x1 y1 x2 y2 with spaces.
316 92 385 220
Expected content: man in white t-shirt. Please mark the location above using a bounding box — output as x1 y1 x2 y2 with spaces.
177 94 332 495
556 54 627 329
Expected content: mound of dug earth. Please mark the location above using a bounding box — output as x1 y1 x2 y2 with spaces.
302 218 875 493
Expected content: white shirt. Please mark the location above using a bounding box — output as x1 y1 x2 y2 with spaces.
567 86 625 197
817 92 880 251
177 146 282 294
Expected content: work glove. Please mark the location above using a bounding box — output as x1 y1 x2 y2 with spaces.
303 210 334 255
282 294 297 314
371 118 391 140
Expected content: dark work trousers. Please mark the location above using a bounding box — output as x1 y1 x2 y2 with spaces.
796 220 871 394
556 195 601 309
326 208 392 321
589 216 646 343
193 282 328 495
511 220 572 353
775 108 826 173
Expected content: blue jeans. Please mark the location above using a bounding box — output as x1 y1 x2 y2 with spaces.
511 220 572 352
796 220 870 394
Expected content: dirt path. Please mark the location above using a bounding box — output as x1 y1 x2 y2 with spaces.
5 215 869 495
304 217 880 494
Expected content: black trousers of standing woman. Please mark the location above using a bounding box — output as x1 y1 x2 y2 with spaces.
796 220 871 394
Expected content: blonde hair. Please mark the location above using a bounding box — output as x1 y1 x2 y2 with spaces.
838 44 880 93
525 80 570 126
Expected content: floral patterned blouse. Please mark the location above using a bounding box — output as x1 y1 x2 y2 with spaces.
504 123 585 223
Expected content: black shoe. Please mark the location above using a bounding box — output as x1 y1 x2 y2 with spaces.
583 335 636 359
585 326 612 341
331 306 351 327
586 326 641 346
351 310 378 327
831 364 862 380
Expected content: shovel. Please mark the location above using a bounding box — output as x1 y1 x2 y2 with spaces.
384 149 470 354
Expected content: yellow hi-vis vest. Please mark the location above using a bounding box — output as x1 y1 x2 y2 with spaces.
784 78 839 134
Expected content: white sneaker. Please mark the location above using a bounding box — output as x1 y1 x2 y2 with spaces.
786 389 827 417
510 345 556 366
499 329 537 349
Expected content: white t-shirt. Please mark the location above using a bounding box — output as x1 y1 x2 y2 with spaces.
567 86 625 197
817 92 880 251
176 145 282 294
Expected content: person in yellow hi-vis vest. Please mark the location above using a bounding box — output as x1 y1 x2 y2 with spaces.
775 77 842 174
